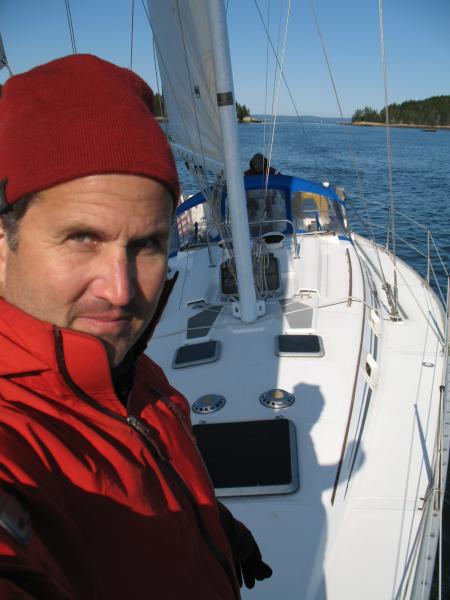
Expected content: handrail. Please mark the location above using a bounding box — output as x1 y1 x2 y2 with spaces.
353 210 448 310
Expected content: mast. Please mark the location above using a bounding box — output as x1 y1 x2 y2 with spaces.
206 0 259 324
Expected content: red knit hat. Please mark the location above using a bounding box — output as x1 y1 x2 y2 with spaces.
0 54 179 210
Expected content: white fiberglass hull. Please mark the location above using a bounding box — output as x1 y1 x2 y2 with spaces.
148 231 447 599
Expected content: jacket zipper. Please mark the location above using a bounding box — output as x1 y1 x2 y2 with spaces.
126 413 240 600
126 415 167 461
53 328 240 600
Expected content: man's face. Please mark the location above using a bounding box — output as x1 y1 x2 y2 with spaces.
0 174 173 367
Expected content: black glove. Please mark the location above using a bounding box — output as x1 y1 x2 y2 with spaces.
218 501 272 589
234 536 273 589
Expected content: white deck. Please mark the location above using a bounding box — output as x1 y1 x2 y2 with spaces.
148 231 446 599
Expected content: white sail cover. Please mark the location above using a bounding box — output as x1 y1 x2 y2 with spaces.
147 0 224 173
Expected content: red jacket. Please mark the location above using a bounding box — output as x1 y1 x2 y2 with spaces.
0 300 239 599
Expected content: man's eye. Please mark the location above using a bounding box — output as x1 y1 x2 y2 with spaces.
132 238 158 251
68 233 97 244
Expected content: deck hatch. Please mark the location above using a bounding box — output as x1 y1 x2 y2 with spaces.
193 419 299 497
172 340 221 369
276 334 324 357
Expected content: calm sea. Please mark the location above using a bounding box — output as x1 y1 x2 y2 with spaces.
179 118 449 292
178 119 450 596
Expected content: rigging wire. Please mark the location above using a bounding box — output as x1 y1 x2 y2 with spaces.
151 295 396 342
153 269 445 346
266 0 285 173
130 0 135 70
308 1 344 132
64 0 77 54
262 0 271 161
308 0 389 291
269 0 284 131
378 0 399 316
253 0 319 172
266 0 292 194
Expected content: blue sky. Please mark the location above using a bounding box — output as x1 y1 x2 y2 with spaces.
1 1 449 118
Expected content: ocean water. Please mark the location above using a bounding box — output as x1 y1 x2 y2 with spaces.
179 119 449 293
178 119 450 596
239 119 450 295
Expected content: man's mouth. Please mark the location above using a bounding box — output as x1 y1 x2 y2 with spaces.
73 314 133 335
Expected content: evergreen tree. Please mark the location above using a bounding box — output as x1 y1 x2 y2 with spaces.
351 106 381 123
236 102 251 121
352 96 450 126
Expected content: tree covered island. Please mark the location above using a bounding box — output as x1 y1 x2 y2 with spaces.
153 94 260 123
236 101 261 123
352 95 450 128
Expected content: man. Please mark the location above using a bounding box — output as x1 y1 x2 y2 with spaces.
245 154 283 232
244 153 279 176
0 54 271 599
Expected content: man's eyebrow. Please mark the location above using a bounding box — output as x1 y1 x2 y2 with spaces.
57 221 171 240
57 222 104 237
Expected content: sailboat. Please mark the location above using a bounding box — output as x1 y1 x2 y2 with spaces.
144 1 449 599
1 0 448 597
0 1 447 597
144 2 449 598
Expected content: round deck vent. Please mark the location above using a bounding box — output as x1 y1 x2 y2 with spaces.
259 388 295 409
192 394 226 414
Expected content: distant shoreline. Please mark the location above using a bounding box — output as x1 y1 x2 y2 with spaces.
352 121 450 130
239 116 263 123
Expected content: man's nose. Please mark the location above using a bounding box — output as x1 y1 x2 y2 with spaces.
92 248 136 307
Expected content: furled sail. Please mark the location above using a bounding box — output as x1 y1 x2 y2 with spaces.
147 0 224 175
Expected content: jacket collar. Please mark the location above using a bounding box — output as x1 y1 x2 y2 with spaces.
0 299 119 409
0 274 178 410
0 298 59 376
